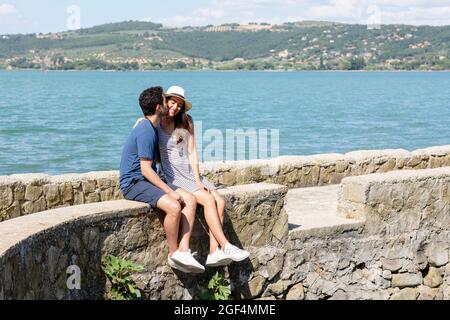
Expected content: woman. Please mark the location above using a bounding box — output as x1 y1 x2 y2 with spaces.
158 86 249 267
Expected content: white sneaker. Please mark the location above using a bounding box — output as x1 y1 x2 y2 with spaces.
206 248 233 267
223 243 250 262
170 250 205 273
168 256 193 273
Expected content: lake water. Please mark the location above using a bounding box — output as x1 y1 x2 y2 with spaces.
0 71 449 175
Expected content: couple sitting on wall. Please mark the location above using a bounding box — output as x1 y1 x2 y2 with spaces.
119 86 249 273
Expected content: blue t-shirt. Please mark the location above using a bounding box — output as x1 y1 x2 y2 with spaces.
119 119 158 195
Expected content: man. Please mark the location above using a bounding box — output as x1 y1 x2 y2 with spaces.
119 86 204 273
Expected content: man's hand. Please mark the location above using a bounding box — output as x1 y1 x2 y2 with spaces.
169 191 185 207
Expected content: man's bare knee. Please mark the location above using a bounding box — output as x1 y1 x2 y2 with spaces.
168 202 182 216
158 196 182 217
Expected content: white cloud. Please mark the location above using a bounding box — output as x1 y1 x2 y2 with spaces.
381 6 450 26
303 1 450 25
0 3 16 15
197 8 225 19
307 0 364 20
370 0 450 7
144 7 226 27
142 0 450 27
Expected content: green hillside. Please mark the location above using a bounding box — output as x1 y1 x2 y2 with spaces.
0 20 449 71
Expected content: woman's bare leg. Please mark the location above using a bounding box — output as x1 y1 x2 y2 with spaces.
208 191 226 254
193 190 229 251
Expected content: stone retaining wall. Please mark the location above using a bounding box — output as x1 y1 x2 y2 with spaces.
203 145 450 188
0 183 288 300
338 167 450 235
233 167 450 300
252 228 450 300
1 168 449 300
0 172 122 222
2 145 450 223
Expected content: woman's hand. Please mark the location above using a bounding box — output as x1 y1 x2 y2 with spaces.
196 181 210 193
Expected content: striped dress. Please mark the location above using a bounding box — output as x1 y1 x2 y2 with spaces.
157 125 216 193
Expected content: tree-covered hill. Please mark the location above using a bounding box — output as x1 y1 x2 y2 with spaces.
0 20 449 71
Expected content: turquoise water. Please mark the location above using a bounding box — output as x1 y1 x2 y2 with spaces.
0 71 449 175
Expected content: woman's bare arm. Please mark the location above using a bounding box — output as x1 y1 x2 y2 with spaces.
187 118 204 186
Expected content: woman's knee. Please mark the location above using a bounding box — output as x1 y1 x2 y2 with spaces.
201 193 217 209
183 193 197 210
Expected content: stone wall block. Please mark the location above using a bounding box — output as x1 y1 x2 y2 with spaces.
424 267 443 288
13 185 25 202
0 186 14 211
22 197 47 214
43 184 61 208
25 185 43 202
81 180 96 194
391 273 423 288
59 183 73 204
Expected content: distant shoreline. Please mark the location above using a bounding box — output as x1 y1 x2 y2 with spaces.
1 69 449 73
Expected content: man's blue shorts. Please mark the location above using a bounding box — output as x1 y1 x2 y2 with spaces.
123 180 166 208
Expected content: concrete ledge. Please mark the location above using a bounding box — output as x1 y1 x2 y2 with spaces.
0 200 148 257
338 167 450 235
286 185 365 240
289 221 365 241
219 182 286 196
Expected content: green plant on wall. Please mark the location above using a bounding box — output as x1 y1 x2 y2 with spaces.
199 272 231 300
101 255 144 300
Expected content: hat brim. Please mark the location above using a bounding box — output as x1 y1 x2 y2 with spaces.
165 93 192 112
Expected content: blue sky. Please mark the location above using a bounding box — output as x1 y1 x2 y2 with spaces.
1 0 450 34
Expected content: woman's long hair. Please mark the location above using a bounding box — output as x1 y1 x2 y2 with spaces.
173 104 194 134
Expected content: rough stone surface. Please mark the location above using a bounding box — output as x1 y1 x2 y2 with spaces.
390 288 419 300
391 273 423 288
0 184 289 300
0 186 13 210
246 276 266 299
426 243 449 267
339 167 450 236
265 280 291 296
424 267 443 288
25 185 43 202
286 283 305 300
43 185 60 208
417 286 442 300
1 146 450 300
2 145 450 222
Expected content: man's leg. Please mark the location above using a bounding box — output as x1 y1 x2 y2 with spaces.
156 195 183 256
123 181 182 257
175 189 197 252
123 181 203 272
160 190 204 273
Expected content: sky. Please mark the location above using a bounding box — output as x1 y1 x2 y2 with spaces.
1 0 450 34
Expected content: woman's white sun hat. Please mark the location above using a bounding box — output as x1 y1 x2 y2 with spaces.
165 86 193 112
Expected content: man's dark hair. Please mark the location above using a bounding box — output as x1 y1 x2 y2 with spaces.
139 86 164 116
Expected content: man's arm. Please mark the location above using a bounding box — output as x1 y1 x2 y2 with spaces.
140 159 184 204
